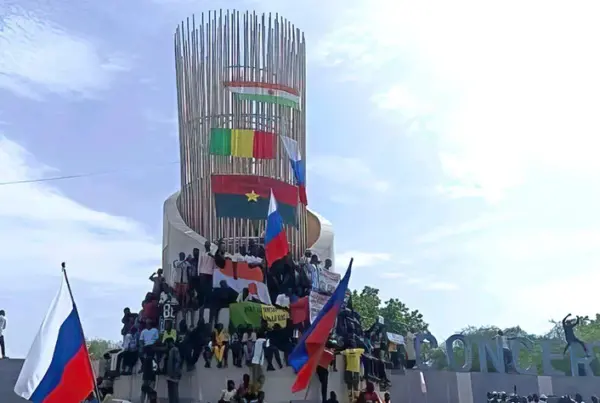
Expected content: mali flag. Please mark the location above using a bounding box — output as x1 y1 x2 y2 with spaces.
211 175 298 225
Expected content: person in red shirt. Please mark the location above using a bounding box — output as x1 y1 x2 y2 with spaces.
142 293 159 324
357 382 381 403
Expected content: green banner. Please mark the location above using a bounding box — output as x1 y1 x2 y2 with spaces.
230 302 289 329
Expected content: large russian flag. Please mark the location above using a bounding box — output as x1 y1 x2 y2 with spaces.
288 259 353 392
14 276 95 403
265 190 289 265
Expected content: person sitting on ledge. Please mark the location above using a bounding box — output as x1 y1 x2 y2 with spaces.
357 382 380 403
236 373 253 403
121 326 139 375
242 325 257 365
213 323 229 368
219 379 237 403
230 325 244 368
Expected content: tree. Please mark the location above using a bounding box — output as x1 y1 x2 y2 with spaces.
351 286 428 334
87 338 120 360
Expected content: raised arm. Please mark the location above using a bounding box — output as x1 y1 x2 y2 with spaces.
562 313 571 325
149 272 156 281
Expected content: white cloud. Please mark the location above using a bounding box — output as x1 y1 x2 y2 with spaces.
0 135 160 285
309 155 390 192
372 84 433 117
316 0 600 202
422 281 458 291
335 251 394 269
379 272 406 279
0 13 130 99
416 214 510 244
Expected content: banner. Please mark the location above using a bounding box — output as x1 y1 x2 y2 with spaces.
261 305 289 328
316 270 340 295
230 302 288 329
308 291 331 323
214 260 271 304
386 332 405 346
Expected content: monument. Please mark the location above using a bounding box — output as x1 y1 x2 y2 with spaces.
162 10 335 285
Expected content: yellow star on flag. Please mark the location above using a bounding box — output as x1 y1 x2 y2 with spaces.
245 190 260 202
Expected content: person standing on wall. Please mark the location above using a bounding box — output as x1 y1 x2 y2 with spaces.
493 330 516 372
0 310 6 359
562 313 589 356
404 328 416 370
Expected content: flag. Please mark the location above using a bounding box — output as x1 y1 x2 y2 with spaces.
265 190 289 265
211 174 298 226
289 259 353 392
280 136 307 205
14 275 95 403
213 259 271 304
224 81 300 109
209 128 276 159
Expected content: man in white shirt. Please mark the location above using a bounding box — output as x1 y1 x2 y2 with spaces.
250 332 268 390
0 310 6 359
173 253 192 308
196 241 216 306
493 330 515 372
405 329 416 369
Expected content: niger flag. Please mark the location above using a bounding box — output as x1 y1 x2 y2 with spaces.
211 175 298 226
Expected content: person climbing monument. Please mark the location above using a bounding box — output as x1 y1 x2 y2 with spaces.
562 313 589 356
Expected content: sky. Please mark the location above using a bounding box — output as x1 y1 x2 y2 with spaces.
2 0 600 357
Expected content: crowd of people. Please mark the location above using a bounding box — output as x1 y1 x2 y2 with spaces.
486 391 600 403
95 239 408 403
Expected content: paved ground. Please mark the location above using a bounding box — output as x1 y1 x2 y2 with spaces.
0 359 27 403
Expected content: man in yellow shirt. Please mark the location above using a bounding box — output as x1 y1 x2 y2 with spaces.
162 320 177 344
342 343 364 403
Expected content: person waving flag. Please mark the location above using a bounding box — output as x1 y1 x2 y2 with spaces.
14 264 96 403
289 259 353 392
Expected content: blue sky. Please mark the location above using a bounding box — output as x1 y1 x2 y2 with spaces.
2 0 600 357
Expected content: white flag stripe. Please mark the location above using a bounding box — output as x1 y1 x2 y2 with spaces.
227 86 300 104
14 278 73 399
281 136 300 161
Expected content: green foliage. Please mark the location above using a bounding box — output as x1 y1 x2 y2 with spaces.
351 286 428 335
87 338 120 360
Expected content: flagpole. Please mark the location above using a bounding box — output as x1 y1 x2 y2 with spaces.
61 262 102 401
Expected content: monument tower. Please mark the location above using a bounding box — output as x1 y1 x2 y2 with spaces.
164 10 333 266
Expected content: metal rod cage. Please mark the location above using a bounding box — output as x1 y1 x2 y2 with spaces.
174 10 307 258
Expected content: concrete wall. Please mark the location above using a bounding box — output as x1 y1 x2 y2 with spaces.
110 355 600 403
5 356 600 403
0 359 28 403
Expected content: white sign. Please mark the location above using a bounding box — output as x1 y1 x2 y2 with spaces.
308 291 331 323
386 332 405 346
315 269 340 295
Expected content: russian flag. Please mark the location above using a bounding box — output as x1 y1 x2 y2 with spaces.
289 259 353 392
265 189 289 265
281 136 308 205
14 275 95 403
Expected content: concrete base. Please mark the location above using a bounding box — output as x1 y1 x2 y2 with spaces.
0 359 28 403
4 357 600 403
